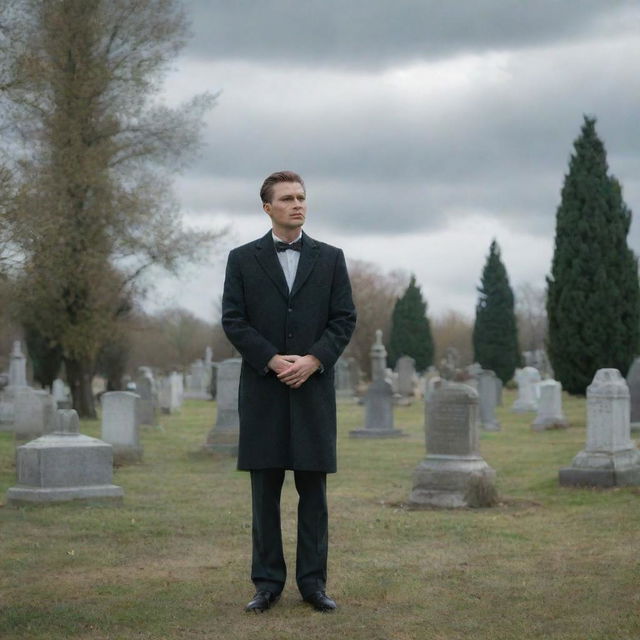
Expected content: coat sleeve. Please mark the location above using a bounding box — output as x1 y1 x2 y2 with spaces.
221 249 279 375
307 249 357 370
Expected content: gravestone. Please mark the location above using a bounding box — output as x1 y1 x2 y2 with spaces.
626 356 640 432
101 391 142 464
478 369 500 431
495 377 503 406
159 372 181 414
559 369 640 487
410 383 497 507
396 355 416 399
334 357 353 400
52 379 71 409
350 330 403 438
6 409 124 504
204 357 241 454
185 358 210 399
348 357 362 394
135 369 157 427
0 341 56 440
531 380 568 431
9 340 27 387
511 367 540 412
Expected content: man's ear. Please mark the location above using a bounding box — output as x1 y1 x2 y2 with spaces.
263 202 271 215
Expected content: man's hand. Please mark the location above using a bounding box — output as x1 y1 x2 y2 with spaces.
268 354 300 374
277 355 321 389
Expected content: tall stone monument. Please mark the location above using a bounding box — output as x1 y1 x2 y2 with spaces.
626 356 640 432
6 409 124 504
531 380 568 431
410 383 497 508
511 366 541 412
101 391 142 464
350 330 403 438
478 369 500 431
0 341 56 440
204 357 241 454
559 369 640 487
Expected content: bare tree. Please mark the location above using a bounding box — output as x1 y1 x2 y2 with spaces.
346 259 408 378
431 310 474 369
515 283 547 353
0 0 223 416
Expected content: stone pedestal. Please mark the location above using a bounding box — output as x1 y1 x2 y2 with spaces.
6 410 124 505
559 369 640 488
101 391 142 464
350 330 403 438
204 358 241 454
478 370 500 431
410 383 497 508
531 380 568 431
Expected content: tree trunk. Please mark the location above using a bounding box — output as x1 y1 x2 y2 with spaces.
64 356 96 418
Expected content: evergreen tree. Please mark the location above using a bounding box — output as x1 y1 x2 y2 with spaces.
546 116 640 394
388 275 434 372
473 240 520 384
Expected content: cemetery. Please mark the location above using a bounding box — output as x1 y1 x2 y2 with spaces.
1 381 639 639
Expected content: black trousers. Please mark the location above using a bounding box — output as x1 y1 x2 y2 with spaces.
250 469 328 598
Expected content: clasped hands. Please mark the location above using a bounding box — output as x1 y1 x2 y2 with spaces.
268 354 321 389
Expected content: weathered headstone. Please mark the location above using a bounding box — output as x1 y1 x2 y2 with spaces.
350 330 403 438
396 355 416 398
101 391 142 464
8 340 27 387
204 357 241 454
511 366 541 412
334 357 352 400
6 410 124 504
135 369 157 427
531 380 568 431
410 383 497 507
559 369 640 487
626 356 640 432
159 372 182 414
478 369 500 431
52 379 71 409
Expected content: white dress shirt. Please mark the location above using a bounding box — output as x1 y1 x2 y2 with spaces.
273 231 302 292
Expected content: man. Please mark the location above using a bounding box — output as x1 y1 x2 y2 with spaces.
221 170 356 613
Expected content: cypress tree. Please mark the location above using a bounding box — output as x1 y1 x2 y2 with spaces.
388 275 434 372
473 240 520 384
546 116 640 394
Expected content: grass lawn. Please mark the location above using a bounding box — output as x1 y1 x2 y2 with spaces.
1 390 639 640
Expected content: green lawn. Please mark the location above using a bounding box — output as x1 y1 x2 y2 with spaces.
1 390 639 640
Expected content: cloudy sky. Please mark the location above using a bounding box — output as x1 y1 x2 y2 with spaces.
150 0 640 323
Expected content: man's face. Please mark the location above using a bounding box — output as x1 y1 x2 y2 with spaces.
263 182 307 231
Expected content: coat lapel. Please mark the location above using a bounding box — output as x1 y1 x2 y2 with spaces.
290 232 320 298
253 231 289 300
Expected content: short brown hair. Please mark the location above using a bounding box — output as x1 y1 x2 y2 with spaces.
260 170 305 204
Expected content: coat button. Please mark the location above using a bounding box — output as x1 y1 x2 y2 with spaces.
288 333 293 338
288 307 293 312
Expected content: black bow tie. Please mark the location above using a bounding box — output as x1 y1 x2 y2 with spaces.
275 240 302 252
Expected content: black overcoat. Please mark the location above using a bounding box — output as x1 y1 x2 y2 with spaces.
221 230 356 472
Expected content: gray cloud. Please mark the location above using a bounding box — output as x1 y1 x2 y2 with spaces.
184 0 638 69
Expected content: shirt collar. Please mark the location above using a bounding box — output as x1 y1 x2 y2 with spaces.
272 231 302 245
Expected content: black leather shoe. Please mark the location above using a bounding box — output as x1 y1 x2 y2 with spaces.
245 590 280 613
303 591 337 612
